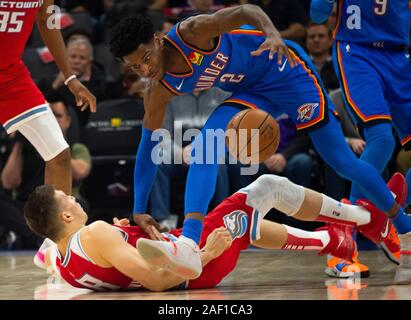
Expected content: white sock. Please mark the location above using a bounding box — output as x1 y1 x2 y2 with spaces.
282 225 330 251
318 194 370 226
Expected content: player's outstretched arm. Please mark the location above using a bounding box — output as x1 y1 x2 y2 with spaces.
133 81 175 239
90 222 230 292
310 0 335 23
36 0 96 112
180 4 295 65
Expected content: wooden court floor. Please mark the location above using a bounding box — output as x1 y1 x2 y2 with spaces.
0 249 410 300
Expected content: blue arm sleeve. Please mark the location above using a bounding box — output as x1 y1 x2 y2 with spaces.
133 127 158 214
310 0 335 23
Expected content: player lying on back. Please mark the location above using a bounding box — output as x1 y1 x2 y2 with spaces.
26 173 406 291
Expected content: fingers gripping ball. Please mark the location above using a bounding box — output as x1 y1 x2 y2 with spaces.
225 109 280 164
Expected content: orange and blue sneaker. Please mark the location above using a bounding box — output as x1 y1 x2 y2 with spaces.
355 173 407 264
324 199 370 278
380 223 400 265
325 251 370 278
380 172 408 265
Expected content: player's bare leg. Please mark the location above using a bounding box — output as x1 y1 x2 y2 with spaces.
244 175 373 230
246 174 411 282
252 219 355 261
45 148 72 195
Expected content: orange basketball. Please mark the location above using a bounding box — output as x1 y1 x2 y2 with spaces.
225 109 280 164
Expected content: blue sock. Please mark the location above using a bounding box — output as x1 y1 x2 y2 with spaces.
350 123 395 203
391 208 411 234
182 218 203 244
406 169 411 207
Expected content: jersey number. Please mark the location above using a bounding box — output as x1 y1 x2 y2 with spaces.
346 0 388 30
374 0 387 15
75 273 121 291
220 74 245 84
0 11 25 33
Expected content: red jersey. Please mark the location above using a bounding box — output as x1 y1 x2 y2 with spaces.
0 0 42 86
0 0 47 129
55 225 182 291
55 192 255 291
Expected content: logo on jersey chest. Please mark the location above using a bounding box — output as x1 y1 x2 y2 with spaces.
194 52 229 92
223 210 248 240
188 51 204 66
297 103 319 122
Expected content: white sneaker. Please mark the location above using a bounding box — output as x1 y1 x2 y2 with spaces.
159 215 178 230
137 235 202 279
394 232 411 285
33 238 56 270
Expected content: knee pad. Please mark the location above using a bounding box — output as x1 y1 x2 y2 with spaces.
244 174 305 216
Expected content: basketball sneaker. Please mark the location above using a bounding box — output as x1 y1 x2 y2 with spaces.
324 199 369 278
325 251 370 278
137 235 202 280
318 224 356 261
394 232 411 285
380 172 408 265
380 223 400 265
33 238 56 272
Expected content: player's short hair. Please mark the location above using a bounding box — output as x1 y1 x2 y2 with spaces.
109 15 155 60
23 185 63 242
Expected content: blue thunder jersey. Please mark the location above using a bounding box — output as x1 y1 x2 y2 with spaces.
161 23 332 131
334 0 411 47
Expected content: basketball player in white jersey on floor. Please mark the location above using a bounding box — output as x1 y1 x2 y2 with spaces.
27 172 408 291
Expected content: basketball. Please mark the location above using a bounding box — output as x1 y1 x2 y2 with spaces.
225 109 280 164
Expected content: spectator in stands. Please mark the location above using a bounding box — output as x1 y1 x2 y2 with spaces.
241 0 308 42
305 22 339 92
1 100 92 207
149 87 232 230
107 64 149 100
327 3 338 30
45 38 107 127
178 0 215 20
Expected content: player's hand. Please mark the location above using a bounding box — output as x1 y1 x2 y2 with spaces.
133 213 168 240
182 145 192 166
203 227 232 259
67 79 97 113
113 217 131 227
250 33 296 68
264 153 287 173
347 138 366 155
149 225 167 241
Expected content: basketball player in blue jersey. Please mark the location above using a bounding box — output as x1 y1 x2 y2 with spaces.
109 4 411 283
311 0 411 280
